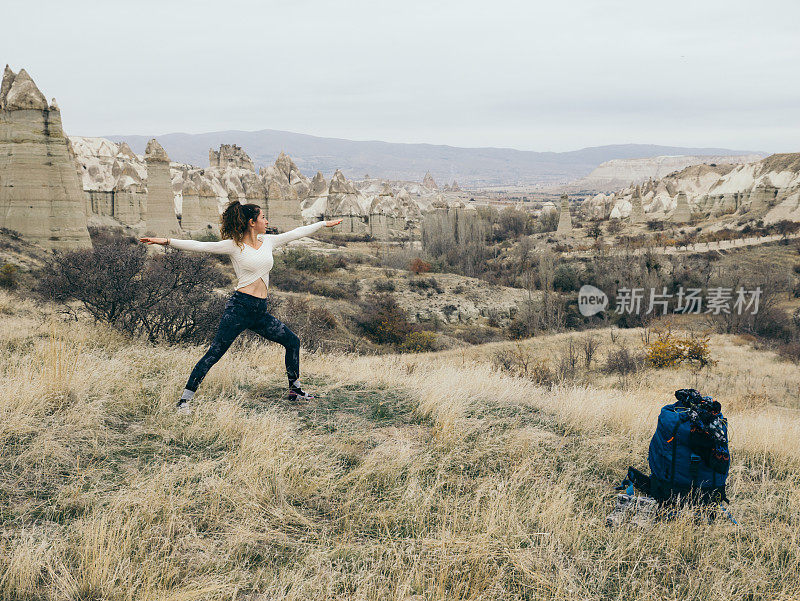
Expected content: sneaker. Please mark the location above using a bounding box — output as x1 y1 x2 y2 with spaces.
287 385 315 401
176 399 193 415
629 495 658 529
606 493 634 528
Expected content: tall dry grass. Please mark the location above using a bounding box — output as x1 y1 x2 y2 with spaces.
1 289 799 600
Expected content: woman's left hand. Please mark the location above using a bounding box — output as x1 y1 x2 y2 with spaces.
324 219 343 227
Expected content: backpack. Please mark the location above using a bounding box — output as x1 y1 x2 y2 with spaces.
624 389 730 505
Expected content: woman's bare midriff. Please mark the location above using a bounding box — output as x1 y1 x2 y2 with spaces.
236 277 269 299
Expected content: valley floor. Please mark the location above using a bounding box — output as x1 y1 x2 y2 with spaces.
1 291 798 600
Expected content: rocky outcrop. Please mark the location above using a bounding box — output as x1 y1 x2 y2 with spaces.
0 66 91 249
259 152 306 231
71 136 147 226
209 144 255 171
586 154 800 225
325 170 368 233
672 192 691 223
369 184 405 239
573 154 763 192
144 139 181 235
422 172 438 190
630 185 645 224
309 171 327 196
556 194 572 234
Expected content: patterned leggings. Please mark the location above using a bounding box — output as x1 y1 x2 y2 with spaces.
185 290 300 392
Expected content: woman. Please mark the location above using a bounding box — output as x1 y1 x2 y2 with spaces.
140 200 341 412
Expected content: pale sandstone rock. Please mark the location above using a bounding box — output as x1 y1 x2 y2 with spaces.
0 66 91 248
630 185 645 224
556 194 572 234
310 171 327 195
2 68 48 111
325 169 368 233
144 138 181 235
209 144 256 171
672 192 691 223
369 184 405 239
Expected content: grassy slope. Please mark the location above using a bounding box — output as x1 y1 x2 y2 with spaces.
1 291 799 600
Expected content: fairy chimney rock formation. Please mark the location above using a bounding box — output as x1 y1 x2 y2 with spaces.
144 138 181 235
630 185 645 224
672 192 691 223
422 171 438 190
309 171 327 196
0 66 91 248
326 169 367 233
556 194 573 234
209 144 256 172
117 141 137 160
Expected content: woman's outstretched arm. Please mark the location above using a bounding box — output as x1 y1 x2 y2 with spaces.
139 237 236 254
268 219 342 248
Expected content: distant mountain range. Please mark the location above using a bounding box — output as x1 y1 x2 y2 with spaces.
107 129 760 187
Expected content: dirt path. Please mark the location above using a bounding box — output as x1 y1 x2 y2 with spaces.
565 232 800 258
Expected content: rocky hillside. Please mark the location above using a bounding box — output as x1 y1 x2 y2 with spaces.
583 153 800 224
571 153 762 192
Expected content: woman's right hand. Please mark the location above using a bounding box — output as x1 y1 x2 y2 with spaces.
139 237 170 246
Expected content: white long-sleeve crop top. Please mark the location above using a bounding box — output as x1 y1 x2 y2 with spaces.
168 221 327 290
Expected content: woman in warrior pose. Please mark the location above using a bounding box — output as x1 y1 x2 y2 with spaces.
140 200 341 412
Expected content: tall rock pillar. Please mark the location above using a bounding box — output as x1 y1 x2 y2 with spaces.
556 194 572 235
144 138 181 236
0 66 91 249
672 192 691 223
630 185 645 224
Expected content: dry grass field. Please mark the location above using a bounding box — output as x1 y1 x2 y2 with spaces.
1 290 799 600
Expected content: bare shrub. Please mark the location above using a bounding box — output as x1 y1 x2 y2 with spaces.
556 338 580 382
408 277 443 293
36 238 229 343
373 279 396 292
454 326 501 345
492 344 553 385
421 210 487 278
604 346 643 377
274 296 338 351
357 294 415 346
581 333 601 369
0 263 19 290
777 341 800 363
277 247 339 273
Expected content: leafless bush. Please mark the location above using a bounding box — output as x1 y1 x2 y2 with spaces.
556 338 580 381
581 333 601 369
274 296 338 351
603 346 644 377
492 344 554 385
421 210 488 277
36 238 230 343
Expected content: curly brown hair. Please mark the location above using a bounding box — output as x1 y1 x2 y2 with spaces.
220 200 262 247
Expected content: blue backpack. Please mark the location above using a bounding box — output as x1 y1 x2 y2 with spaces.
647 395 730 504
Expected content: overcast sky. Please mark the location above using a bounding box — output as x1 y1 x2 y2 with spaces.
1 0 798 152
